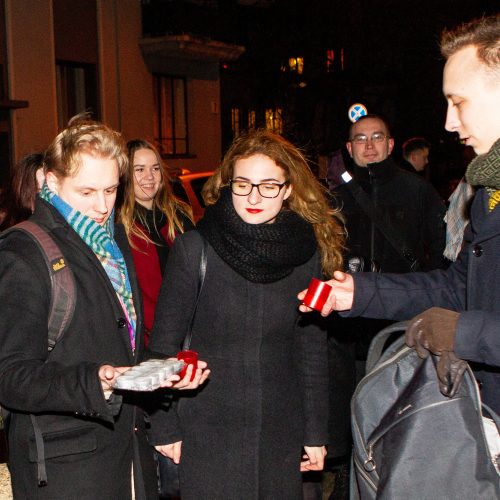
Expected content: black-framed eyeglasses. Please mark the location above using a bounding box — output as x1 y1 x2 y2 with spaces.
230 180 288 198
350 132 389 145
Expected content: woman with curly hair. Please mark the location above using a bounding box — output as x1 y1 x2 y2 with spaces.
149 129 344 499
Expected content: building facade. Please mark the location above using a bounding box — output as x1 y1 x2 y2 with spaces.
0 0 244 187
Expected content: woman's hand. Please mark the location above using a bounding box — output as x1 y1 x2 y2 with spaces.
300 446 327 472
155 441 182 464
160 359 211 390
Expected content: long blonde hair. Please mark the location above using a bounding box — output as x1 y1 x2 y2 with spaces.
203 129 345 278
120 139 193 247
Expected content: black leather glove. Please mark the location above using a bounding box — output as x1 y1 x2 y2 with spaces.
406 307 467 397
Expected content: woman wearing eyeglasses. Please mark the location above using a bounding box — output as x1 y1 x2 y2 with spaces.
148 129 345 499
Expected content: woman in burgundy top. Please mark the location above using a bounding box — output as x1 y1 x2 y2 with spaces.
120 139 194 345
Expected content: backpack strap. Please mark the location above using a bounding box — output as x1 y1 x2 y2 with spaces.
1 220 77 486
6 221 76 351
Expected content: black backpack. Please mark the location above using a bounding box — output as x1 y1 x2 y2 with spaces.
0 220 76 351
351 322 500 499
0 220 76 485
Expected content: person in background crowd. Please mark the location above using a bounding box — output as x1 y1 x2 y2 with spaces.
120 139 194 345
401 137 431 175
299 14 500 415
1 153 44 229
149 129 345 499
0 188 8 230
331 114 446 375
339 114 446 274
0 117 208 499
120 139 195 499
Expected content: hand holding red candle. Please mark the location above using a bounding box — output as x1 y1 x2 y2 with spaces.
302 278 333 311
177 350 199 381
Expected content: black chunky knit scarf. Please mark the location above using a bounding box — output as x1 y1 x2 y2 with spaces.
466 138 500 195
197 187 317 283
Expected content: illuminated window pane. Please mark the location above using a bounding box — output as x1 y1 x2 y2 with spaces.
326 49 335 73
265 108 283 134
296 57 304 75
231 108 240 137
248 110 256 130
288 57 304 74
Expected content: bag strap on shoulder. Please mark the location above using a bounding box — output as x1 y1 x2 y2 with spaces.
2 220 76 351
182 236 208 351
345 180 420 272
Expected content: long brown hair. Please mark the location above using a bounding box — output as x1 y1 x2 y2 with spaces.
120 139 193 247
203 129 345 277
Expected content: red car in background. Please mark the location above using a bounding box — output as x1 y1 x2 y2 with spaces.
172 170 213 222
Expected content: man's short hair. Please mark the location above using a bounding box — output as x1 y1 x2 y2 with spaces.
402 137 431 160
348 114 392 140
440 15 500 70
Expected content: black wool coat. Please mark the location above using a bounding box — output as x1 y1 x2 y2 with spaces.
149 230 329 500
333 158 446 272
0 199 157 499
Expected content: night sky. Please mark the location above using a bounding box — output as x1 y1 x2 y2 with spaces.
215 0 499 188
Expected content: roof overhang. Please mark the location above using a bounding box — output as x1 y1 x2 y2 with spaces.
140 34 245 80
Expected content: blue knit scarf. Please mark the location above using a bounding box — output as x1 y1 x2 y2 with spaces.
40 183 137 351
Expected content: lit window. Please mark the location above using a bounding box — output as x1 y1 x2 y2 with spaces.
56 62 98 128
265 108 283 134
288 57 304 75
231 108 240 137
248 110 256 130
326 49 335 73
153 75 188 156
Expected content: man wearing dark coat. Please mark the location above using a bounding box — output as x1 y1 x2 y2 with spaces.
337 115 446 274
0 118 208 499
300 14 500 415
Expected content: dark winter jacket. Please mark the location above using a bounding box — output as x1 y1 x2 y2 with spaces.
149 230 329 499
333 158 446 272
346 185 500 414
0 199 157 499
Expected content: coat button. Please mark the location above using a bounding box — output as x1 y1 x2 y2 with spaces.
472 245 483 257
117 318 127 328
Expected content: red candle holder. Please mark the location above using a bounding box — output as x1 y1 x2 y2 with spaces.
177 350 199 381
302 278 332 311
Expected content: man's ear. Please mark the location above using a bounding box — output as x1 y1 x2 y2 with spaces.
45 171 59 194
388 138 395 156
346 142 353 158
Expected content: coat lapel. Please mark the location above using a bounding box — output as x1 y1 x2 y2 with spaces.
471 190 500 243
